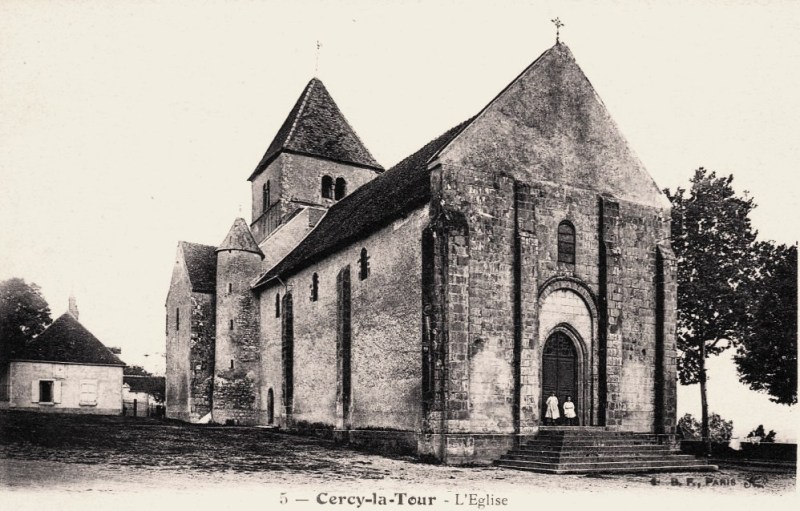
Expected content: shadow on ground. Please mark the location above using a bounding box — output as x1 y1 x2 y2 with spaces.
1 410 795 495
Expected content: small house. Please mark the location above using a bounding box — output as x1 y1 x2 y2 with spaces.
0 302 125 414
122 375 166 417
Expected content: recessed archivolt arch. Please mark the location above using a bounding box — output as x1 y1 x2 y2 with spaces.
538 276 598 320
536 276 600 426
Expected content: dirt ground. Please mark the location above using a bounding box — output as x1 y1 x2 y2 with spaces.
1 411 795 509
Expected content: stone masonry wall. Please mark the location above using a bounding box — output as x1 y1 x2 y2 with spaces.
214 249 262 425
165 255 215 423
434 156 673 461
259 207 325 272
250 155 283 243
189 293 215 419
258 206 428 432
622 204 674 431
281 153 378 208
656 243 678 434
251 153 378 244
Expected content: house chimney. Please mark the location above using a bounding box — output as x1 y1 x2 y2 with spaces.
68 294 79 320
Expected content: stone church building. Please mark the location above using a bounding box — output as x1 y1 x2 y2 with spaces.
165 43 678 465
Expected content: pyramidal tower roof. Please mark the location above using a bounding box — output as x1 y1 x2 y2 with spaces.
249 78 383 180
216 218 264 258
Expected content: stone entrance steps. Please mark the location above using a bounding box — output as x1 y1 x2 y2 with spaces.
496 427 718 474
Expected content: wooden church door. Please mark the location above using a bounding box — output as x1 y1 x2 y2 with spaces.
541 332 577 424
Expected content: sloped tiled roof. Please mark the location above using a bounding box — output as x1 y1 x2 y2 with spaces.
249 78 383 180
123 375 165 396
180 241 217 293
216 218 264 258
13 313 125 366
252 119 472 288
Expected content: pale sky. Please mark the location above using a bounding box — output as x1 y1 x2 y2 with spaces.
1 1 797 439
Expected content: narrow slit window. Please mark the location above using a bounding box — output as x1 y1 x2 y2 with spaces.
321 176 333 199
176 308 180 330
557 221 576 265
359 248 370 280
227 282 233 294
263 180 271 212
311 273 319 302
275 293 281 318
229 319 234 330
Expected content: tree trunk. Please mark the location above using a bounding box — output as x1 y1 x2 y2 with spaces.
700 341 711 456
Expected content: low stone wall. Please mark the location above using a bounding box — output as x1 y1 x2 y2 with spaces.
740 442 797 462
681 440 798 462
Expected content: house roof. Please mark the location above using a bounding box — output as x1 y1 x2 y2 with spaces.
13 313 125 366
180 241 217 293
123 375 165 396
248 78 383 180
252 118 472 289
216 217 264 258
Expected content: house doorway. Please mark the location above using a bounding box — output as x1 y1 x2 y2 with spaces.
541 331 578 425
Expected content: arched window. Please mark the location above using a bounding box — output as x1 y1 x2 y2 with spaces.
335 177 347 200
557 221 576 265
359 248 370 280
321 176 333 199
311 273 319 302
275 293 281 318
263 180 271 212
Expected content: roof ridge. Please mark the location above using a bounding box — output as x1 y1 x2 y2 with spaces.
429 43 563 164
283 79 315 150
180 240 215 249
310 119 470 216
252 119 473 289
316 81 381 169
217 217 264 257
249 78 383 180
17 312 125 366
179 241 217 293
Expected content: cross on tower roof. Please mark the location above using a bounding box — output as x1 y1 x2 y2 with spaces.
551 17 564 44
315 40 322 76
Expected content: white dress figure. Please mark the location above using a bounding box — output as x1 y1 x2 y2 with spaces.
563 397 577 425
545 393 560 424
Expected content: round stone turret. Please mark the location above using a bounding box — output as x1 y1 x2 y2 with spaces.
213 218 263 425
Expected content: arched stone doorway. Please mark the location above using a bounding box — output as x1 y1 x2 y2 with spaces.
537 279 598 427
267 388 274 425
541 331 582 425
